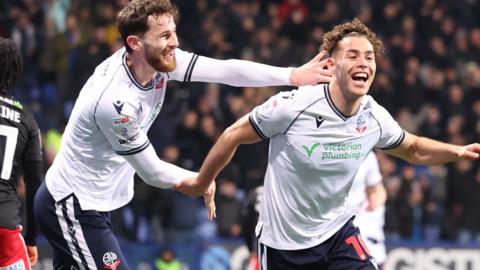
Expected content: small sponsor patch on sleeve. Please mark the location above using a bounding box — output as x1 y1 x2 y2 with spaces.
118 132 140 144
112 116 139 140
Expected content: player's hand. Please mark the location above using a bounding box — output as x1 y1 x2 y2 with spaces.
204 181 216 220
174 177 211 196
27 245 38 266
173 177 201 196
458 143 480 160
289 50 335 86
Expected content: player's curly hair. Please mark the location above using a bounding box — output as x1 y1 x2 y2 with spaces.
0 38 23 95
320 18 385 58
117 0 178 53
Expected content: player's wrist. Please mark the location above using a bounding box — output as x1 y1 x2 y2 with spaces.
289 67 299 86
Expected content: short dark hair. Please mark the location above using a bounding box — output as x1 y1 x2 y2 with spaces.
117 0 178 53
0 38 23 95
320 18 385 58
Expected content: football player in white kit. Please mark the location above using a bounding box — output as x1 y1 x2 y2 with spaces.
175 19 480 270
33 0 334 269
347 152 387 269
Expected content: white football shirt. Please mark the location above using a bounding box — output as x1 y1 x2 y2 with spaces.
250 84 404 250
46 47 293 211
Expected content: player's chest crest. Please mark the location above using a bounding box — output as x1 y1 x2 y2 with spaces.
354 115 367 133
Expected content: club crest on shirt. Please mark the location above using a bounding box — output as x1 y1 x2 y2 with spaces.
355 115 367 133
154 75 165 90
103 252 121 269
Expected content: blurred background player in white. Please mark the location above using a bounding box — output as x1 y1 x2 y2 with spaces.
347 151 387 269
240 186 264 270
175 19 480 270
0 38 43 269
33 0 334 269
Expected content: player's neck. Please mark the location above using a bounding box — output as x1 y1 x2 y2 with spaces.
126 53 156 87
328 83 363 117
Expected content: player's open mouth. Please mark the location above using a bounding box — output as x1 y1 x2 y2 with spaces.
351 72 368 85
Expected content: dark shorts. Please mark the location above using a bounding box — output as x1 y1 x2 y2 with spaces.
34 182 128 270
258 218 378 270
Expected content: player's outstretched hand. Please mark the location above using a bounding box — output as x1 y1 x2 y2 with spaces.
458 143 480 160
27 245 38 265
173 177 203 196
289 50 335 86
204 181 216 220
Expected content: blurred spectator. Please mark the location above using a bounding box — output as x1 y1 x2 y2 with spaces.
444 160 480 244
215 172 243 238
154 249 182 270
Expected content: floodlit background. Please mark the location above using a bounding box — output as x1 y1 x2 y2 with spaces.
1 0 479 269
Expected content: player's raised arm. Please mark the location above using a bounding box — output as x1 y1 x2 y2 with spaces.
172 49 334 87
385 131 480 165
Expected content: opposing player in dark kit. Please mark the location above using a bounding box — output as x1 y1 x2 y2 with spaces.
0 37 43 269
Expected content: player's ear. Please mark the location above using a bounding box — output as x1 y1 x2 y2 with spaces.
126 35 143 51
326 58 335 68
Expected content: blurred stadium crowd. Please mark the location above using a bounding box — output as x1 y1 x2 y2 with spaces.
1 0 480 251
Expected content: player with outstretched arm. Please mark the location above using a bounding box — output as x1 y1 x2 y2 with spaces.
175 19 480 270
33 0 333 269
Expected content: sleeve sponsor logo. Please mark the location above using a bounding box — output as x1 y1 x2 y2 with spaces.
281 92 294 99
113 117 138 140
118 132 140 144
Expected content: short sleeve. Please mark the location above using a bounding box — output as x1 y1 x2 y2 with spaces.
95 97 150 155
372 101 405 150
249 90 298 139
168 48 198 82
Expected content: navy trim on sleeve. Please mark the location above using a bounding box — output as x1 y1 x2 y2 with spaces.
378 130 406 150
115 141 151 155
249 114 268 140
183 54 199 82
